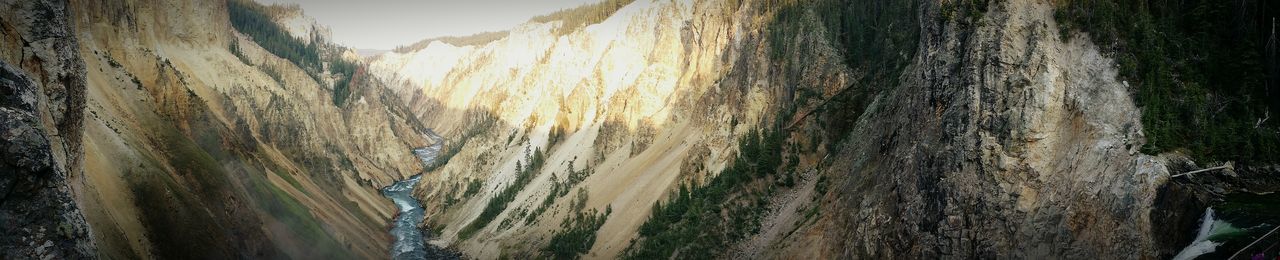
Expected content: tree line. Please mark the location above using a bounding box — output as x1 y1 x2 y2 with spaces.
530 0 637 36
457 145 547 240
227 0 359 107
1057 0 1280 163
542 189 611 259
624 127 789 259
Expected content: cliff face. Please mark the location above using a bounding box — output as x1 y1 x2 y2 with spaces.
368 0 1270 259
368 0 807 258
0 0 97 258
814 1 1168 258
42 0 429 258
4 0 1274 258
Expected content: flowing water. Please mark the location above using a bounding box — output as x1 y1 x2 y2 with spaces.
412 130 444 166
383 175 427 259
382 129 447 259
1173 208 1232 260
1175 193 1280 260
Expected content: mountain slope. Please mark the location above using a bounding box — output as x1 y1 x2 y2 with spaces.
369 1 807 258
370 0 1280 259
56 0 431 258
3 0 1278 259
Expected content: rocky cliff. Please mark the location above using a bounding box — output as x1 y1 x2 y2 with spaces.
1 0 433 258
813 1 1168 258
4 0 1278 258
369 0 795 258
805 1 1280 258
370 0 1279 259
0 0 97 258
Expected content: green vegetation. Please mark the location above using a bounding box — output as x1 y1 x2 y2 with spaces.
392 31 510 53
329 58 358 106
266 165 308 197
767 0 921 144
939 0 989 23
227 0 359 107
543 189 611 259
624 128 788 259
1054 0 1280 163
229 41 253 65
133 95 353 258
130 126 242 258
261 65 285 86
526 158 593 225
530 0 636 35
443 181 462 208
548 122 570 147
390 0 637 48
227 0 319 68
497 206 530 230
461 178 483 199
551 159 592 198
525 191 556 225
769 0 919 79
457 146 547 240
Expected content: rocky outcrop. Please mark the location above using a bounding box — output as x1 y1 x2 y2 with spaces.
813 1 1172 258
0 0 97 258
267 4 332 45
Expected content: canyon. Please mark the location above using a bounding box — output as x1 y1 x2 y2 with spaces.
2 0 1279 259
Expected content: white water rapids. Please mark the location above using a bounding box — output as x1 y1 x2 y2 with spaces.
383 175 427 259
382 130 445 259
1173 208 1234 260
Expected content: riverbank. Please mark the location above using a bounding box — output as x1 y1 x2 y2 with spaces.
382 128 463 259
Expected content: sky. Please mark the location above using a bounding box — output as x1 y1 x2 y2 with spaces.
256 0 600 50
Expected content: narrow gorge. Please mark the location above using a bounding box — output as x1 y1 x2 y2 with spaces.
1 0 1278 259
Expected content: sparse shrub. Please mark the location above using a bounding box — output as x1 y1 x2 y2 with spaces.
624 126 788 259
457 146 547 240
542 190 610 259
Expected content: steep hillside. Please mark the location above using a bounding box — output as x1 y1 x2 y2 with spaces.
55 0 431 258
806 1 1166 258
370 0 1280 259
369 0 807 258
4 0 1278 259
366 0 868 258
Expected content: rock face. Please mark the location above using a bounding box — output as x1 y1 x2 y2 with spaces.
368 1 803 257
2 0 1272 258
0 62 96 260
64 0 435 258
368 0 1265 259
815 1 1170 258
0 0 97 258
11 0 435 258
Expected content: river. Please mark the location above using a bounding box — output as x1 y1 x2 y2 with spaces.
383 175 428 259
382 130 454 260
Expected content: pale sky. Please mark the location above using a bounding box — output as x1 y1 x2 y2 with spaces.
255 0 600 50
